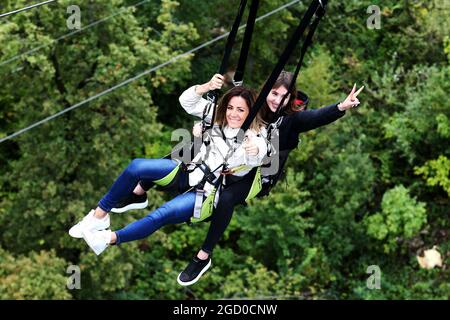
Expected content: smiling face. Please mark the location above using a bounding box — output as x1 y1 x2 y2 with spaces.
225 96 249 128
266 85 290 113
214 86 260 131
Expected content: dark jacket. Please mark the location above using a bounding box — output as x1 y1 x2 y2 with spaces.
258 103 346 196
278 102 345 151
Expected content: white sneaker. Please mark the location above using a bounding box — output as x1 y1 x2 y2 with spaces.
82 229 112 256
68 210 110 238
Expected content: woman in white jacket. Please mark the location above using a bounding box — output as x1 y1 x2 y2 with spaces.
68 76 267 256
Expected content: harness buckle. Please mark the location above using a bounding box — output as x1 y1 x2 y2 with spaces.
206 91 218 103
232 79 243 87
221 168 233 176
193 189 205 219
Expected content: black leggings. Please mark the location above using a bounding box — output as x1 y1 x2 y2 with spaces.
201 173 253 254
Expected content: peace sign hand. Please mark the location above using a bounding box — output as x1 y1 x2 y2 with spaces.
338 83 364 111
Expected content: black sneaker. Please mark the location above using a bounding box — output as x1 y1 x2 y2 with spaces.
177 256 211 286
111 193 148 213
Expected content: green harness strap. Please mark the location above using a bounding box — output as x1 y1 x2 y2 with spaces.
153 163 181 187
245 166 262 202
190 166 262 224
190 186 218 223
151 162 261 224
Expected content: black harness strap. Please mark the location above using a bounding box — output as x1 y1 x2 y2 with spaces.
276 1 327 116
267 2 327 144
203 0 248 135
218 0 248 76
239 0 326 141
233 0 260 86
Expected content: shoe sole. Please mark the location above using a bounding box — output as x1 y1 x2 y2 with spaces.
68 218 111 239
69 225 110 239
81 229 106 256
111 199 148 213
176 259 211 286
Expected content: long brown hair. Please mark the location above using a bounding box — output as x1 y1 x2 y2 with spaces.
260 71 298 123
214 86 265 133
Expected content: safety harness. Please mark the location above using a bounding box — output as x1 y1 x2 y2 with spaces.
149 0 258 198
150 0 328 222
184 0 261 223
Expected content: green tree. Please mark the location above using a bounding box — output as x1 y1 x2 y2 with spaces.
365 185 427 253
0 247 71 299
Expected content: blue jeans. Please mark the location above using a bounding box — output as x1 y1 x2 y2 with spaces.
97 158 195 244
115 191 196 244
98 158 181 212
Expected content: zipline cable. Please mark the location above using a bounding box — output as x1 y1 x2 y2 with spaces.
0 0 303 144
0 0 56 19
0 0 151 68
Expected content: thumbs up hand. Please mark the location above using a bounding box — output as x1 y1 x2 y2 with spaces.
192 122 202 137
243 135 259 156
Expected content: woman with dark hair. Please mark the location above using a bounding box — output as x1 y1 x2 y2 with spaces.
176 71 364 286
68 75 268 257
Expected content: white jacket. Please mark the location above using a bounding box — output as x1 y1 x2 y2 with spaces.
179 85 267 195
